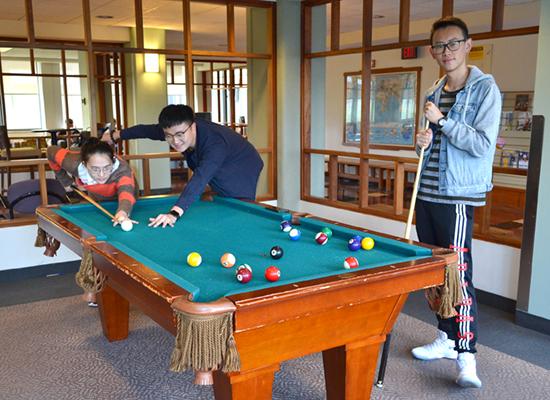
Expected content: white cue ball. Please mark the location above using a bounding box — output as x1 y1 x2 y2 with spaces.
121 220 133 232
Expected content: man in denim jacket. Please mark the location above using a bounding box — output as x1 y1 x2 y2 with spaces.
411 17 501 388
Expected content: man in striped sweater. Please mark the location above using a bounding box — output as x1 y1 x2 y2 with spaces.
411 17 501 389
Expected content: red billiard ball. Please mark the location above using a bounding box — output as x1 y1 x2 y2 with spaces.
236 268 252 283
344 256 359 269
315 232 328 245
265 266 281 282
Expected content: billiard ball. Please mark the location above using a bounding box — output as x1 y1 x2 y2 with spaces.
288 228 301 241
187 252 202 267
280 220 292 232
321 227 333 238
265 266 281 282
120 220 133 232
236 268 252 283
348 239 361 251
351 235 363 243
237 264 253 273
220 253 236 268
315 232 328 245
270 246 284 259
361 237 375 250
344 256 359 269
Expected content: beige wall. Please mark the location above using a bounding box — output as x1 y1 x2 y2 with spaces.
126 28 171 191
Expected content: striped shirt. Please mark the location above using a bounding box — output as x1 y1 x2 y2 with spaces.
47 146 138 215
417 89 486 206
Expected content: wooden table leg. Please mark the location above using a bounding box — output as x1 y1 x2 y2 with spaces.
213 365 279 400
323 336 385 400
97 283 129 341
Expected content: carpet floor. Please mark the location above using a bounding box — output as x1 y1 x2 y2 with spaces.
1 295 549 400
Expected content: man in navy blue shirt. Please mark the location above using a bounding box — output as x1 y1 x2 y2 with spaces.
102 105 263 227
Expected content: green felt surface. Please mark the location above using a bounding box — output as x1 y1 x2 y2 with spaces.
54 196 432 302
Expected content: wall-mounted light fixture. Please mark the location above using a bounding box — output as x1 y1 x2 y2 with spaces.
144 53 160 73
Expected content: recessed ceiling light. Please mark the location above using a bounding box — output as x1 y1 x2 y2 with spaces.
96 15 114 19
374 14 385 19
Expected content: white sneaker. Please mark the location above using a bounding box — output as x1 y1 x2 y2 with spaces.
456 352 482 388
411 330 458 361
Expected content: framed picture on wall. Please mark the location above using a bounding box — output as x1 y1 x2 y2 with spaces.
343 67 421 149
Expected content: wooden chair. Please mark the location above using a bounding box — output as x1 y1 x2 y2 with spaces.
0 125 42 194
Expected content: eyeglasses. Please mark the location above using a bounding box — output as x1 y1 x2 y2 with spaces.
431 39 466 55
165 122 194 143
88 165 113 175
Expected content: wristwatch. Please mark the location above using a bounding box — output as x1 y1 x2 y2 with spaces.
437 116 447 127
169 209 181 220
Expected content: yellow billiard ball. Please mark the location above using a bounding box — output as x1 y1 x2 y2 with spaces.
361 237 375 250
187 252 202 267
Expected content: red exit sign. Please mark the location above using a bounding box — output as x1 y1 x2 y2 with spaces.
401 46 417 59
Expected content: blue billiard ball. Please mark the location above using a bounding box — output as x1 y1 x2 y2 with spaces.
351 235 363 244
348 238 361 251
288 228 301 241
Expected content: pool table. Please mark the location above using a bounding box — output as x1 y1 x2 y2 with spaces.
37 195 455 400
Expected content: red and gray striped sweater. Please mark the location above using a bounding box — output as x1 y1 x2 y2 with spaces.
47 146 137 215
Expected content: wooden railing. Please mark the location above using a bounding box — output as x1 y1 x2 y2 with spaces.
305 148 418 216
1 149 275 225
303 148 525 248
122 151 184 196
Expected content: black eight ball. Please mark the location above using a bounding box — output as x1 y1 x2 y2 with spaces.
270 246 284 259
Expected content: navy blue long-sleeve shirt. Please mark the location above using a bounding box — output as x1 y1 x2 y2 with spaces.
121 119 264 211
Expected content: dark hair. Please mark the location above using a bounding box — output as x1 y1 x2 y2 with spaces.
81 137 115 163
158 104 195 129
430 17 469 44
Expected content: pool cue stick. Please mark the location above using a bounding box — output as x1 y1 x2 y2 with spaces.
71 187 116 221
404 119 430 240
376 118 431 389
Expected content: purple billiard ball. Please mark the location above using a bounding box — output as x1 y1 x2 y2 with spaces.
280 220 292 232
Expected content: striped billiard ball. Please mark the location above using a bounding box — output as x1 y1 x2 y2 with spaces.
315 232 328 245
288 228 301 241
236 268 252 283
280 220 292 232
344 256 359 269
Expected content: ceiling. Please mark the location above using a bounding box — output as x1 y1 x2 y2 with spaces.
0 0 539 48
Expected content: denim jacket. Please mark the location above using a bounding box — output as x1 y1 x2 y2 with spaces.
416 66 501 196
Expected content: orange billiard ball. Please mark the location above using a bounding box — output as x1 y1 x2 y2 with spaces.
220 253 236 268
